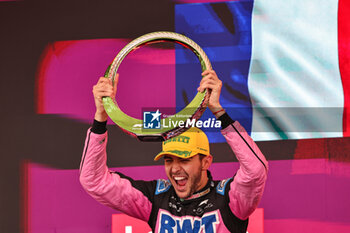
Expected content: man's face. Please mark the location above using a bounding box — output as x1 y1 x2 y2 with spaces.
164 154 210 199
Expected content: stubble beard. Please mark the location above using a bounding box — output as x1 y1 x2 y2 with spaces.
185 166 203 199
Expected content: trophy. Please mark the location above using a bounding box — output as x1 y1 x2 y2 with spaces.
103 31 212 141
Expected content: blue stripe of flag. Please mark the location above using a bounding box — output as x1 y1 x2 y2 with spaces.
175 0 254 143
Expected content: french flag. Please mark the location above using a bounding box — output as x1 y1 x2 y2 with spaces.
175 0 350 142
36 0 350 143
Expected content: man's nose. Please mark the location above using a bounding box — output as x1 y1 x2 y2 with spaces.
171 160 182 173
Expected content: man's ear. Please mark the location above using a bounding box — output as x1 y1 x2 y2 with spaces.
202 155 213 170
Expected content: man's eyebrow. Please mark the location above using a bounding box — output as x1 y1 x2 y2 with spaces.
180 157 192 161
163 156 172 160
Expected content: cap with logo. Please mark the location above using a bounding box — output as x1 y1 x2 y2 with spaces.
154 127 210 161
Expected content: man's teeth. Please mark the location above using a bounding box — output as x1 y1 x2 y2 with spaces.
174 177 186 181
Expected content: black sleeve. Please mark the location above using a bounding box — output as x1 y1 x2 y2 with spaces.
91 119 107 134
218 112 235 129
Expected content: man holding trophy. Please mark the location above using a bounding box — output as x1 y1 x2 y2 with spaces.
80 67 268 232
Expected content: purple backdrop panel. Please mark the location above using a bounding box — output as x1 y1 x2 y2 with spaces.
36 39 176 122
28 159 350 233
260 159 350 223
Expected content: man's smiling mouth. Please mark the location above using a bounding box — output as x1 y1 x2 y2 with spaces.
173 176 188 187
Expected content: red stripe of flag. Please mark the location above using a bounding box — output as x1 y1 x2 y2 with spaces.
338 0 350 137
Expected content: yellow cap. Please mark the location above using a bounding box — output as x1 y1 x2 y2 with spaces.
154 127 210 161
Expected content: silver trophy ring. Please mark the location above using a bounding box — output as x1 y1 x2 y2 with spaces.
103 31 212 141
